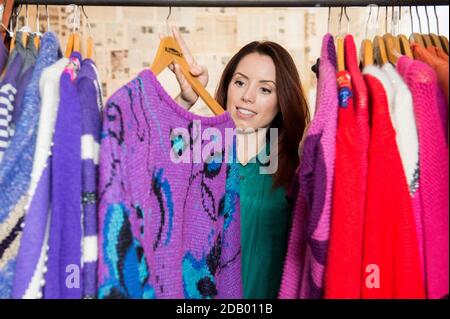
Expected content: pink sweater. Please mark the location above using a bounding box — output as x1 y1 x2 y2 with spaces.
397 56 449 299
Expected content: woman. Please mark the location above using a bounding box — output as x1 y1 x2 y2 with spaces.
166 27 310 298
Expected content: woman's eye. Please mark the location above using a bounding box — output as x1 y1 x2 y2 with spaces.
261 87 272 94
234 80 244 87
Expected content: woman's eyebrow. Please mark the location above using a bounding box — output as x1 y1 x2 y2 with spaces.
235 72 275 85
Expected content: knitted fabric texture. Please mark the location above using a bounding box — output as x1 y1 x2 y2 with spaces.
397 56 449 299
0 52 23 162
0 32 60 299
412 43 449 105
45 52 83 299
97 69 242 299
279 34 338 299
324 70 363 298
12 57 69 299
381 64 424 278
77 58 103 299
361 71 425 299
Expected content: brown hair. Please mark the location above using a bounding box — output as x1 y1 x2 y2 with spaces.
215 41 310 190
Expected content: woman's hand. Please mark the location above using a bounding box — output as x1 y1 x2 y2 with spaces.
160 26 209 110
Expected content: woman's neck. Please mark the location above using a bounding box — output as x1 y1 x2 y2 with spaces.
237 127 268 165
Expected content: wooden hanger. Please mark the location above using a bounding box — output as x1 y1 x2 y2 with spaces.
439 35 449 54
65 32 80 57
360 38 374 67
409 33 425 47
422 33 434 48
383 33 402 65
81 6 94 59
336 36 345 72
151 36 224 115
86 36 94 59
398 34 413 58
430 33 443 50
1 0 14 41
373 35 388 66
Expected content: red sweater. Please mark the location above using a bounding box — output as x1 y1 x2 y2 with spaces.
361 73 425 299
325 70 363 298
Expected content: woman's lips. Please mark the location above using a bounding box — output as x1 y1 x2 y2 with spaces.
236 106 257 119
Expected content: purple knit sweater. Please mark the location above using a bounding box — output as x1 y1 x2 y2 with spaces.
76 58 102 299
98 69 242 299
279 34 338 299
45 52 83 299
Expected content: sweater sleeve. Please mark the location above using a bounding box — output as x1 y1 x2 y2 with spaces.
97 95 153 299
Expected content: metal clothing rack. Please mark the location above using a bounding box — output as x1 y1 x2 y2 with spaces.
11 0 450 7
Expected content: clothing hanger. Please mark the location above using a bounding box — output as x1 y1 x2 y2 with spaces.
65 4 80 57
409 6 425 47
18 3 30 51
383 7 402 65
151 8 223 115
336 7 347 72
1 0 14 41
397 6 413 58
427 6 443 51
417 6 433 48
432 6 449 54
33 4 41 50
373 6 388 66
81 6 94 59
360 5 374 67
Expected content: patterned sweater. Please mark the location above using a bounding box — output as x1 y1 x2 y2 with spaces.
98 69 242 299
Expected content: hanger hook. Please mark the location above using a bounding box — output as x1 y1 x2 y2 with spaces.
424 6 430 34
384 6 388 34
25 3 29 28
433 5 440 35
45 4 50 32
365 5 373 39
327 7 331 34
344 7 350 34
409 6 414 33
338 7 343 36
166 6 172 35
36 4 40 34
415 6 422 34
81 5 92 37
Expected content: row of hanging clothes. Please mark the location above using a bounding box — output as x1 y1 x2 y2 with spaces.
0 4 103 299
0 2 240 299
280 5 449 299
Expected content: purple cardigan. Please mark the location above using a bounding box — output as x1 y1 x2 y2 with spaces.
98 69 242 299
76 59 102 298
279 34 338 299
45 52 83 299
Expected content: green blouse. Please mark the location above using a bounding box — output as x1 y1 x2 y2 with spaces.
239 156 292 299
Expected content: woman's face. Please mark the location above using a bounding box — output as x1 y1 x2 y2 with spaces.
226 53 279 131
